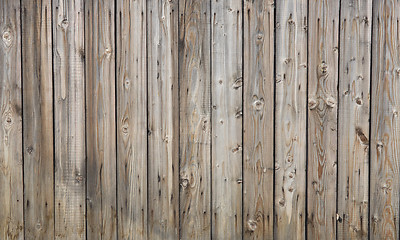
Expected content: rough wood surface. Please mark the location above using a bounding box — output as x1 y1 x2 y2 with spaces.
337 0 372 239
0 0 23 239
243 0 274 239
307 0 340 239
21 0 54 238
275 0 307 239
53 0 86 238
179 0 211 239
147 0 179 239
370 0 400 239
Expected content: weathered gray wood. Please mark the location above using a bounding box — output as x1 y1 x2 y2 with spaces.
117 0 148 239
275 0 307 239
211 0 242 239
179 0 211 239
337 0 372 239
85 0 116 239
53 0 86 238
370 0 400 239
147 0 179 239
307 0 340 239
0 0 23 239
21 0 54 238
243 0 274 239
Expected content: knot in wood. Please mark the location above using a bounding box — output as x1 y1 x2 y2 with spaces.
124 78 130 89
318 62 328 76
232 144 242 153
396 68 400 76
26 146 34 155
2 30 13 48
308 98 317 110
75 175 84 182
59 19 69 31
180 178 189 189
247 220 257 232
355 97 362 106
325 96 336 108
232 77 243 89
104 47 112 59
252 98 264 111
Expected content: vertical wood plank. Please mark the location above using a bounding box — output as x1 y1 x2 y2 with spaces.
275 0 307 239
85 0 116 239
0 0 23 239
179 0 211 239
21 0 54 238
53 0 86 238
337 0 372 239
370 0 400 239
116 0 148 238
243 0 274 239
307 0 340 239
147 0 179 239
211 0 242 239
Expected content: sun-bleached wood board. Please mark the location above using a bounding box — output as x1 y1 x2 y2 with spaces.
116 0 148 239
370 0 400 239
211 0 242 238
275 0 307 238
243 0 274 239
337 0 372 239
85 0 116 239
21 0 54 238
0 0 23 239
147 0 179 239
179 0 211 239
53 0 86 238
307 0 340 239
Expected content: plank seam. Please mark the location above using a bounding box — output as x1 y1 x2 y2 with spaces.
305 0 309 238
114 0 118 239
272 1 277 239
20 0 25 238
336 1 342 239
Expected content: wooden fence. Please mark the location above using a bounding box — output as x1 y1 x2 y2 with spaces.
0 0 398 239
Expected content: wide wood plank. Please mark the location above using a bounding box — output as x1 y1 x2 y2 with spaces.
370 0 400 239
211 0 242 238
337 0 372 239
307 0 340 239
85 0 116 239
53 0 86 238
243 0 274 239
21 0 54 238
275 0 307 239
147 0 179 238
179 0 211 239
0 0 23 239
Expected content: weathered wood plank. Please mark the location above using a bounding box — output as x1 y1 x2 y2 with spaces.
85 0 116 239
21 0 54 238
370 0 400 239
147 0 179 238
337 0 372 239
275 0 307 239
0 0 23 239
53 0 86 238
243 0 274 239
211 0 242 238
116 0 148 239
179 0 211 239
307 0 340 239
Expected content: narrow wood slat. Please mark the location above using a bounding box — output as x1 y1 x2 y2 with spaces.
21 0 54 238
0 0 24 239
370 0 400 238
147 0 179 239
85 0 116 239
53 0 86 238
307 0 340 239
211 0 242 238
337 0 372 239
243 0 274 239
179 0 211 239
274 0 307 238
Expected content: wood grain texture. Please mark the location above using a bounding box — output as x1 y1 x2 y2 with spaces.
243 0 274 239
275 0 307 239
147 0 179 239
21 0 54 238
0 0 23 239
307 0 340 239
211 0 242 239
337 0 372 239
179 0 211 239
53 0 86 238
116 0 148 239
370 0 400 239
85 0 116 239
